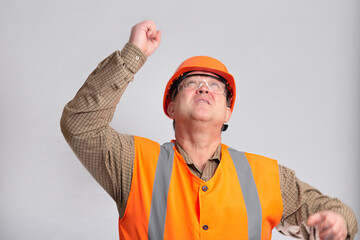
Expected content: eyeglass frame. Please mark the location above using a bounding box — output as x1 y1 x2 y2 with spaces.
177 73 227 95
169 72 230 102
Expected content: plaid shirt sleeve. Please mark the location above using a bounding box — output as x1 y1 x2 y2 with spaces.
60 42 146 217
277 164 358 240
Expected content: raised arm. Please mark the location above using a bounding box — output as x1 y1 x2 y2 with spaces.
60 20 161 216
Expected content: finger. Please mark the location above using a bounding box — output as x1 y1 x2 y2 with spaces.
144 30 161 56
317 218 332 232
318 227 340 240
307 212 326 226
152 31 161 45
131 20 155 39
146 22 157 39
319 229 344 240
318 223 335 239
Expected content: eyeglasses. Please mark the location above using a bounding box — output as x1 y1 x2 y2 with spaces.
177 74 226 94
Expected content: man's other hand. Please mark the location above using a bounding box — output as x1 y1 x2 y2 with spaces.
307 211 347 240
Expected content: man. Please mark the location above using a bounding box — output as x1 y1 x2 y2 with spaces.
61 20 357 239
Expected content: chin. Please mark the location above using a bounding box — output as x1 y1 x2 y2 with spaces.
190 112 213 122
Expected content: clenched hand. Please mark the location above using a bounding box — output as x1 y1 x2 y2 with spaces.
129 20 161 57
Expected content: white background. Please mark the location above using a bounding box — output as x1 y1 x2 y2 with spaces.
0 0 359 239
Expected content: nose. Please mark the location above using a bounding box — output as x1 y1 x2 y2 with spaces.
196 82 210 94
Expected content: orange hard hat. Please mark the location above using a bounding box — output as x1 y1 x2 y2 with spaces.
163 56 236 118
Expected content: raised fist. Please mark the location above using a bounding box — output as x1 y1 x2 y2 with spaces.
129 20 161 57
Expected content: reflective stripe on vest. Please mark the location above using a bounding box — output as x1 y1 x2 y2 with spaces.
228 148 262 240
148 142 175 240
148 143 262 240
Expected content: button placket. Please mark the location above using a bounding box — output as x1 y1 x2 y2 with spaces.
200 185 210 234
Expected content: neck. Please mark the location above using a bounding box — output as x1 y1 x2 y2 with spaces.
175 121 222 171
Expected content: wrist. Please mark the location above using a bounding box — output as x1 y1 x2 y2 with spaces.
121 42 147 74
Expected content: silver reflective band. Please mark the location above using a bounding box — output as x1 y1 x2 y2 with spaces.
228 148 262 240
148 142 175 240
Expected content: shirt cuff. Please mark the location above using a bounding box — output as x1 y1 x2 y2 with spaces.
120 42 147 75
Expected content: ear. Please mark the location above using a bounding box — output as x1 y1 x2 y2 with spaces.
167 102 175 119
224 107 232 123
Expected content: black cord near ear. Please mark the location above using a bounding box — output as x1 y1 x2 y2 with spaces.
221 124 228 131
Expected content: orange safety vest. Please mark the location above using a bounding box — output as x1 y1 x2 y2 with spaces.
119 136 283 240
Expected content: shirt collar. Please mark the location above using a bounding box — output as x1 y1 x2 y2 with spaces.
174 141 222 165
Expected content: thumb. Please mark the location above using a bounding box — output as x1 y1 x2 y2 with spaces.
307 211 327 226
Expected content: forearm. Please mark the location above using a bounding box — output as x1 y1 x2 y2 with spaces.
277 165 358 240
60 42 146 202
61 43 146 137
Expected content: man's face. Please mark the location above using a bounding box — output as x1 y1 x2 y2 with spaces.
167 71 231 127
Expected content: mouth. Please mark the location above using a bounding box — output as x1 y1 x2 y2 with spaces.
195 98 210 105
